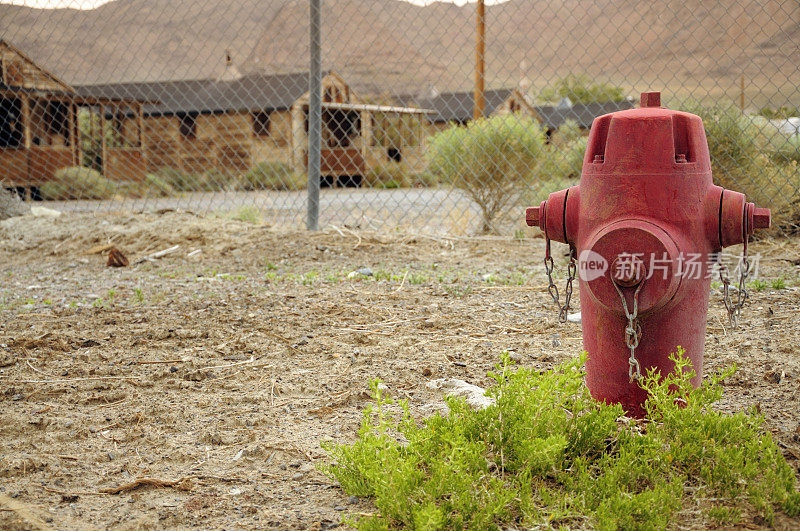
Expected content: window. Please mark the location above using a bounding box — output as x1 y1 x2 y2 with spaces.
179 113 196 140
0 98 23 148
252 111 271 137
46 101 70 139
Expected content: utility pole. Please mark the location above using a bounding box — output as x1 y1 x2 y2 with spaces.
473 0 485 121
307 0 321 230
739 74 745 112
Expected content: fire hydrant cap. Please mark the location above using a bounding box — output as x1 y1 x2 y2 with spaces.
582 97 712 174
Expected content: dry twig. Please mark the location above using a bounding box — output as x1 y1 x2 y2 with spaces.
99 477 193 495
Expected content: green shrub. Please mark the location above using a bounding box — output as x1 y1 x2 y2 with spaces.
40 167 116 200
539 136 587 182
771 134 800 164
323 350 799 529
759 106 800 119
428 115 547 232
550 118 583 146
681 101 800 232
150 168 197 192
364 162 436 189
139 173 178 197
240 161 303 191
540 74 626 104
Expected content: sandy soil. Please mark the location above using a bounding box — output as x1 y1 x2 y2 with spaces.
0 211 799 530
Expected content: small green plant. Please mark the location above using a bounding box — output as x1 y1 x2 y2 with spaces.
133 287 144 303
323 350 800 529
264 261 278 271
444 284 473 298
750 279 768 291
229 206 261 224
707 506 741 526
771 276 787 290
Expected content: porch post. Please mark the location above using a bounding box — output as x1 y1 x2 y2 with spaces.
360 109 371 162
100 105 107 175
69 102 77 165
21 95 31 149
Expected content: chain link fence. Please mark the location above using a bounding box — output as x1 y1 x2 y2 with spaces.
1 0 799 234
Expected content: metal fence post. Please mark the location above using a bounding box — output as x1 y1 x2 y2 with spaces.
306 0 321 231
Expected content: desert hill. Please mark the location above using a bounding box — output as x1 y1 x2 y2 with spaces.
1 0 798 105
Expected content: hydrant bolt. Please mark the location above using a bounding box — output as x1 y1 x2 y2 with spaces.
525 206 541 227
611 255 645 287
753 208 771 229
640 91 661 108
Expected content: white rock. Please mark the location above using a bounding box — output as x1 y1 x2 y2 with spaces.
567 312 582 323
30 206 61 218
426 378 495 410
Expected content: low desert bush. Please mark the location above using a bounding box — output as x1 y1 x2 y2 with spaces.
364 163 436 189
239 161 303 191
40 167 116 200
150 167 235 192
323 350 800 529
137 173 178 197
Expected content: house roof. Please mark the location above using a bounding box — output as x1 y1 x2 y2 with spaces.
0 39 75 94
533 100 636 130
75 71 314 115
404 89 515 123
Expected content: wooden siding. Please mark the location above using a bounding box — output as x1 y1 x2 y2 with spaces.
140 116 182 172
320 148 365 176
0 150 28 185
105 149 146 181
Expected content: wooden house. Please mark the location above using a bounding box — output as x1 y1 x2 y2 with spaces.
0 40 147 198
77 71 431 185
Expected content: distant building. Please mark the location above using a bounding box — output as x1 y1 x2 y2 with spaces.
78 71 431 185
401 87 634 138
0 39 147 197
403 88 521 132
532 98 637 134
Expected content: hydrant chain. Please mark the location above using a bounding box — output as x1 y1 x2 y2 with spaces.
544 238 577 323
718 243 751 328
613 280 645 382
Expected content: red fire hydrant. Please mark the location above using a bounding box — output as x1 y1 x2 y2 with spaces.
526 92 771 416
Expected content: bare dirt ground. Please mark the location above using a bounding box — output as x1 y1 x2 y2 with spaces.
0 211 799 530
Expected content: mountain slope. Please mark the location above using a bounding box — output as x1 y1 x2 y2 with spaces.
1 0 798 104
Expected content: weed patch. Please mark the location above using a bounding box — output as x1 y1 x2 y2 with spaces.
322 351 799 529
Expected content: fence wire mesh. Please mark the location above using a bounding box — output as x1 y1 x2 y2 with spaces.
1 0 799 234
